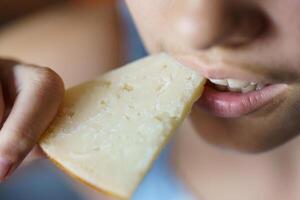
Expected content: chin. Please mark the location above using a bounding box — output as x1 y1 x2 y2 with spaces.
190 105 300 154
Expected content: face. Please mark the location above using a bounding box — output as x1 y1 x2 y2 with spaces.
125 0 300 152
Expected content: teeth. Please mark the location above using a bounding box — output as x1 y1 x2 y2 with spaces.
256 83 266 91
227 79 250 89
209 79 228 86
241 84 256 93
227 79 250 92
228 87 241 92
208 78 267 93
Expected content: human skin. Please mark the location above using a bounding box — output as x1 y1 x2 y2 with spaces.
125 0 300 152
0 0 64 24
1 0 300 199
123 1 300 199
0 2 122 88
0 1 122 182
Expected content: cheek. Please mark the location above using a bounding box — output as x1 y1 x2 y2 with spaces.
260 0 300 74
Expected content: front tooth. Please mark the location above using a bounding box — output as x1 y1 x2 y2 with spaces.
227 79 250 89
209 79 228 86
241 84 256 93
256 83 266 91
228 87 241 92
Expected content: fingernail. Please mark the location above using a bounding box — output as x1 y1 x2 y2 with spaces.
0 157 11 181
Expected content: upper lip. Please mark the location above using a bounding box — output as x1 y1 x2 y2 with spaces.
173 54 286 84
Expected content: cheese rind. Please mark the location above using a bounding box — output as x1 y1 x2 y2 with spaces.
39 54 206 199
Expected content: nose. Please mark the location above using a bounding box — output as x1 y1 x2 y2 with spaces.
173 0 267 49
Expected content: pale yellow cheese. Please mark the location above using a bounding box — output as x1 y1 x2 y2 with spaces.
39 54 206 199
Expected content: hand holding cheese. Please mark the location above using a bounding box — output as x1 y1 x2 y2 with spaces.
39 54 206 199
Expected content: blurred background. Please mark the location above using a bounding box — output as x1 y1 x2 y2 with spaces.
0 0 146 199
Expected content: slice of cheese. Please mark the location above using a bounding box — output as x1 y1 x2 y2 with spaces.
39 54 206 199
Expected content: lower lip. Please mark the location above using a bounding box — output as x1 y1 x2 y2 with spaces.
196 83 287 118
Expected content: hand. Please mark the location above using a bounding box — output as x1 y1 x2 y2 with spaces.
0 58 64 181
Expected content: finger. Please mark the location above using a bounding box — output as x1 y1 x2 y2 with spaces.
19 146 46 168
0 63 64 181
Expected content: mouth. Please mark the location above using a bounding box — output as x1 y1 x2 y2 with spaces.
198 79 286 118
175 56 288 118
